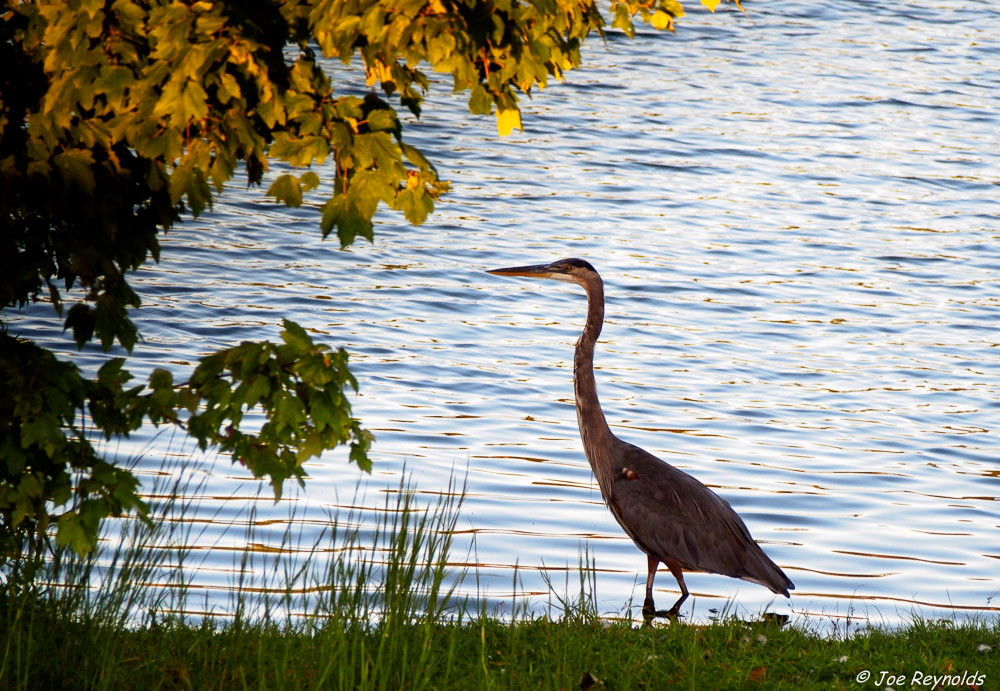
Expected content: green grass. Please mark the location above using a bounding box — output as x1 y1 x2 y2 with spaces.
2 467 998 690
5 594 998 690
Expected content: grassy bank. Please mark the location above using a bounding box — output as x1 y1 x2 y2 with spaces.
5 596 998 689
2 472 998 690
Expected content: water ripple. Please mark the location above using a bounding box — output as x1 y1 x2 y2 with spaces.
8 0 999 631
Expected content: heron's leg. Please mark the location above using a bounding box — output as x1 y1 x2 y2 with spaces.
642 557 688 622
641 556 659 621
664 559 689 618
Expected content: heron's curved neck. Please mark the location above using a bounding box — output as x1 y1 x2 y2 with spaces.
574 276 616 483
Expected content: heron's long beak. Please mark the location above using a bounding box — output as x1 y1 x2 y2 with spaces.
486 263 555 279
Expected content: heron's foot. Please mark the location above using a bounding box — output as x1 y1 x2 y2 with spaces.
641 596 655 623
760 612 790 627
641 596 682 625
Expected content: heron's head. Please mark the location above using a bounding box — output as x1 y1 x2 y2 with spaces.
486 258 600 287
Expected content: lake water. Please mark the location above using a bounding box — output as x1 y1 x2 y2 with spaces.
10 0 1000 631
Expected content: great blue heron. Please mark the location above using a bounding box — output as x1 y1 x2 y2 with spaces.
488 258 794 619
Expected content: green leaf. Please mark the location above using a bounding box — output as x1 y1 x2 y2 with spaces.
301 171 320 191
149 368 173 390
296 430 323 462
348 170 391 219
217 71 241 104
56 513 97 554
271 134 330 167
320 196 373 245
245 375 271 408
65 304 97 350
395 186 434 225
468 84 493 115
366 108 398 132
350 427 374 472
400 142 434 173
95 65 134 107
170 164 212 216
53 149 96 194
181 80 210 122
20 416 63 455
280 318 310 351
268 173 303 207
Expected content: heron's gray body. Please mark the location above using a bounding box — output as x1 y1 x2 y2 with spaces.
489 258 793 617
599 437 792 595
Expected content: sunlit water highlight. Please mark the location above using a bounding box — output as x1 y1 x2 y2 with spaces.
9 0 1000 631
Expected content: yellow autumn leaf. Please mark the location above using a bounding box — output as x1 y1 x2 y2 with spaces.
365 60 394 87
663 0 685 16
650 11 674 30
496 109 521 137
702 0 721 11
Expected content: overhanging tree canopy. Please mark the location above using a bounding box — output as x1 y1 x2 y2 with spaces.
0 0 741 556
